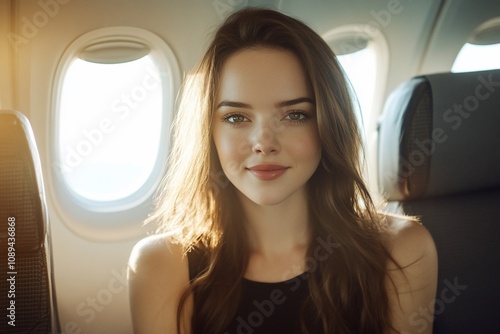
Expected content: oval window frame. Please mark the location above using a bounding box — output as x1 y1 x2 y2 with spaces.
49 27 180 240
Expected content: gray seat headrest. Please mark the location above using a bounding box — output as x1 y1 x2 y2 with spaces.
378 70 500 200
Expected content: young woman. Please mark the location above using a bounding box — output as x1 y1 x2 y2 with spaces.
128 8 438 334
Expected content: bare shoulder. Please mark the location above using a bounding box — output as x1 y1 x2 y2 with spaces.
128 232 186 277
384 215 437 269
382 215 438 334
128 233 190 334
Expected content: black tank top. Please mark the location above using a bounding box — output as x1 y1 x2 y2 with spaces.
187 249 323 334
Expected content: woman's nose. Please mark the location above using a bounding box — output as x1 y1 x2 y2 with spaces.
251 122 280 155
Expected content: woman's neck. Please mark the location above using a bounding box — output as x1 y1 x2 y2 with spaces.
236 187 312 281
239 188 311 250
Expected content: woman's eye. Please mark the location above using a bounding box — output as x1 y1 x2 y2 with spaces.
223 114 248 123
284 111 307 121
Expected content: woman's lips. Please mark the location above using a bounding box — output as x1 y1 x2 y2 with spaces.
246 164 289 181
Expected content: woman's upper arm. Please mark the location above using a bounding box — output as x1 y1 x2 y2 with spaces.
386 219 438 334
127 234 190 334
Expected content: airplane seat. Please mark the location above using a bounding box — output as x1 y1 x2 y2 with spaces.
0 110 60 333
377 69 500 333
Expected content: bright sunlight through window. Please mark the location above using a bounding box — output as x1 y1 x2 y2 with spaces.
57 55 163 202
337 47 377 128
452 43 500 72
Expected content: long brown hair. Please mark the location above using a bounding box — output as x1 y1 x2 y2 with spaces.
148 8 397 334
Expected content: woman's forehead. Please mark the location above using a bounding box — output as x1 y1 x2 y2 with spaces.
216 48 313 105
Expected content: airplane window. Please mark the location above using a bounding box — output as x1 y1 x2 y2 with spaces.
452 17 500 72
57 55 162 202
52 27 179 224
324 28 386 130
452 42 500 72
324 27 388 201
336 47 377 127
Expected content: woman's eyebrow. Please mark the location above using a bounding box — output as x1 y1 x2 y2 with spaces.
216 97 315 110
216 101 251 109
275 97 315 108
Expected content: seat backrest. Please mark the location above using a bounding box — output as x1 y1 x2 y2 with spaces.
378 69 500 334
0 110 60 333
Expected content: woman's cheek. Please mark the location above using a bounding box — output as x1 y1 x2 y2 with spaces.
216 132 249 175
287 130 320 159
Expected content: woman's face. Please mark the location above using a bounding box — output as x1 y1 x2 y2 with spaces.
212 48 321 206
